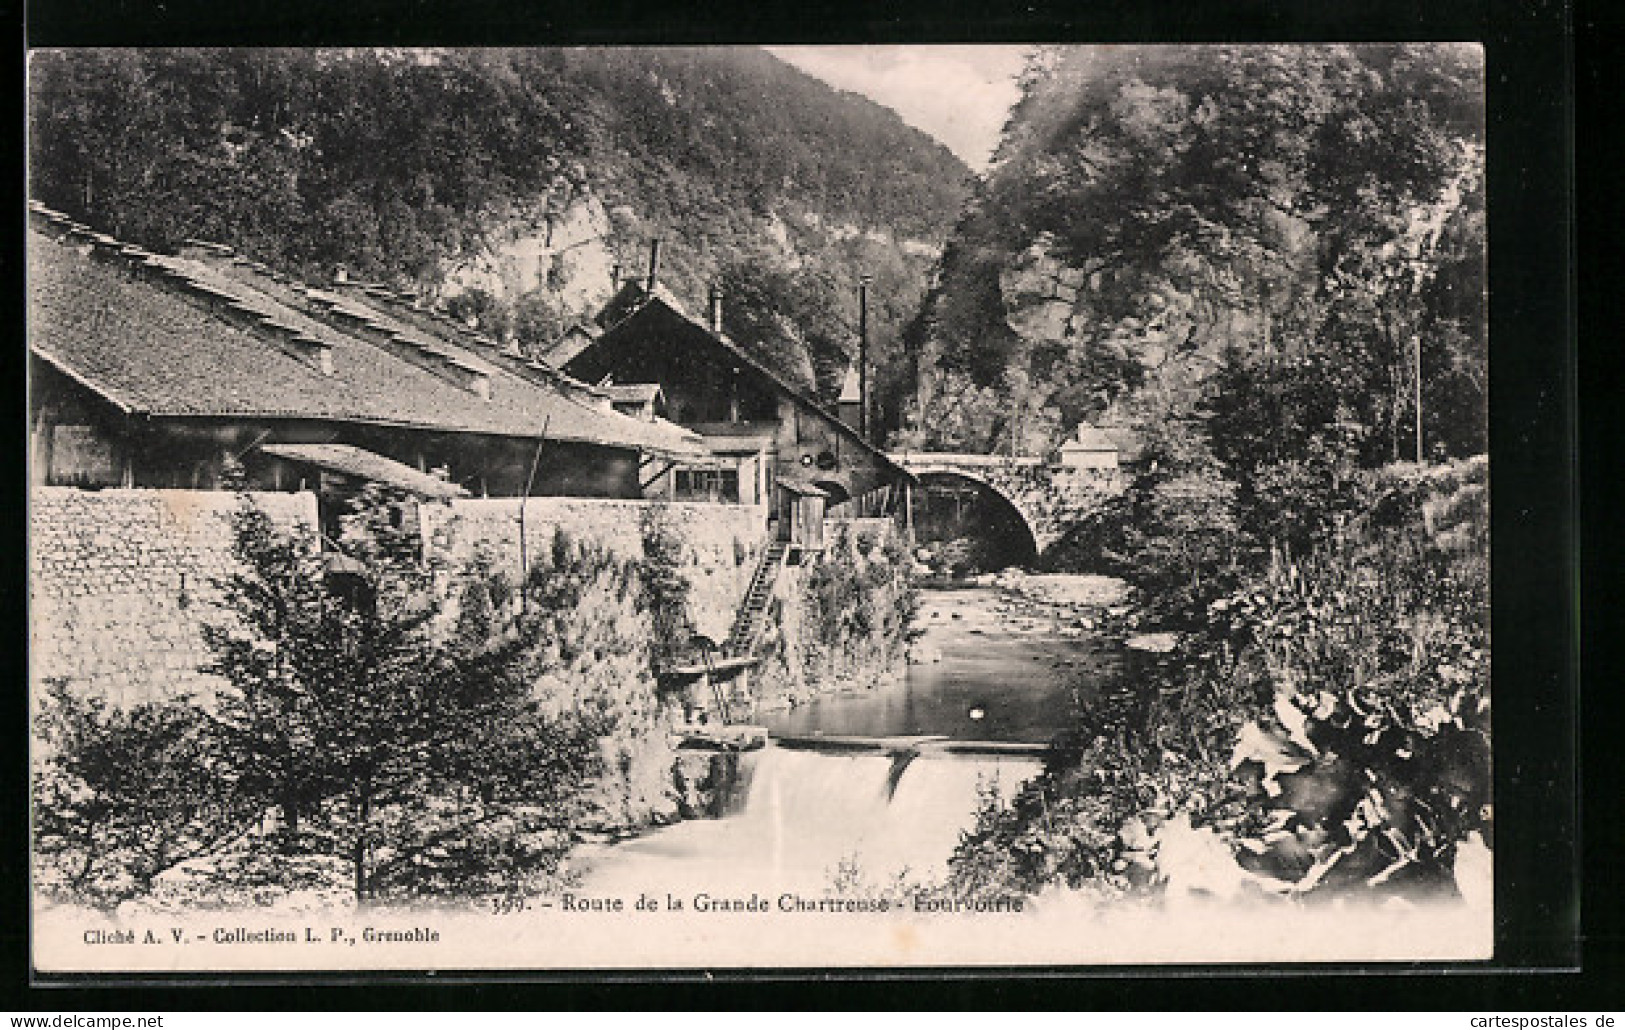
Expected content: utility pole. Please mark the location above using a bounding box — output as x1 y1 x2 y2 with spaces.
858 274 872 443
1414 332 1425 464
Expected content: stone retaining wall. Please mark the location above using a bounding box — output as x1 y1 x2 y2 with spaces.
29 488 318 707
421 498 769 644
31 489 773 708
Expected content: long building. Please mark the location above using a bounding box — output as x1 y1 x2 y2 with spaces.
27 203 710 519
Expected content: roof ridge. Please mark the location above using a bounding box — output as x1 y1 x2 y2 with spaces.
352 285 616 404
30 204 709 460
614 292 901 471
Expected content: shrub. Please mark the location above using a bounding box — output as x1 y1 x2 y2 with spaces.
32 682 248 908
946 457 1490 905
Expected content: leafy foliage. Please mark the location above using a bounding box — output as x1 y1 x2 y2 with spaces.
32 681 249 908
756 523 919 705
906 44 1484 462
947 457 1490 904
520 526 678 830
637 504 699 669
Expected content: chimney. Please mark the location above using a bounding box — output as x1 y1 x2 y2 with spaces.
334 265 349 284
708 284 723 333
611 262 622 290
644 239 662 297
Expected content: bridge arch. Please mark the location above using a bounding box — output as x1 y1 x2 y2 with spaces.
907 467 1042 570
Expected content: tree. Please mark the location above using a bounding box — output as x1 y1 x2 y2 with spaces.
907 44 1485 464
202 484 594 902
32 681 242 907
28 47 967 417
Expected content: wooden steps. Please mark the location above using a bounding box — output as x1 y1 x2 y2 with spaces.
722 540 788 657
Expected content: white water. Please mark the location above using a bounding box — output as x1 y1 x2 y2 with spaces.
579 745 1041 894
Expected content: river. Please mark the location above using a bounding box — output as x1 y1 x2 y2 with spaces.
572 580 1126 893
763 585 1124 742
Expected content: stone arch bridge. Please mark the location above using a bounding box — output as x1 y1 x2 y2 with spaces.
888 452 1125 558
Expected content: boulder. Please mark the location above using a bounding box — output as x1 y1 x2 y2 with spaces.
1126 632 1179 653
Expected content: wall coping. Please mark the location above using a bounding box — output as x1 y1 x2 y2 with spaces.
446 497 768 516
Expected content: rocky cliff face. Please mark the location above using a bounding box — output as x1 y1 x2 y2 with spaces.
900 44 1486 459
443 191 619 319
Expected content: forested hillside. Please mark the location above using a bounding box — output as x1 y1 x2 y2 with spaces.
915 47 1493 908
899 44 1485 462
28 47 971 400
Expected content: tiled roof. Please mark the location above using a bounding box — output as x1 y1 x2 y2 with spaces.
26 207 708 461
603 383 663 404
259 443 470 499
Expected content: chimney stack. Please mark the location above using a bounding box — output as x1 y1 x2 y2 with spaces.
708 284 723 333
611 262 622 290
334 265 349 284
644 239 662 297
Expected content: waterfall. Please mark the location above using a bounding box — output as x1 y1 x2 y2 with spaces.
584 744 1041 894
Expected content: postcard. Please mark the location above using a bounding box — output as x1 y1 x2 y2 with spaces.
28 43 1493 973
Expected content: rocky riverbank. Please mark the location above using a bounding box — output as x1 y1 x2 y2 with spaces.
907 570 1131 666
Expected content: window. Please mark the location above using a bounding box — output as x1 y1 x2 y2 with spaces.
675 468 740 503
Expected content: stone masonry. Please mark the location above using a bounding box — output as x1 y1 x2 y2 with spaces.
31 489 772 709
30 488 318 708
420 497 769 645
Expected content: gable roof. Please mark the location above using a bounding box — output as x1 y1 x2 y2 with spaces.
582 284 908 479
26 206 708 461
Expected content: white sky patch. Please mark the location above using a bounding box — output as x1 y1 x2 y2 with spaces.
765 45 1031 172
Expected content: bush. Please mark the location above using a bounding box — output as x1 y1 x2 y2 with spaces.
945 457 1491 905
755 524 918 705
32 682 249 908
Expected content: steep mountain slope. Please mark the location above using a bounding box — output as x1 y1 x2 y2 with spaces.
899 45 1485 462
28 47 972 401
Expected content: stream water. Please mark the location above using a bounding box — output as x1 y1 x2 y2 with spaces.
762 586 1124 742
576 583 1124 892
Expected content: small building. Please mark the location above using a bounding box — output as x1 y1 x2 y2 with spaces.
27 204 711 513
1057 424 1121 472
557 274 913 549
600 382 666 422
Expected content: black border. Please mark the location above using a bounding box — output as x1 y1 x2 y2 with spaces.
10 0 1593 1010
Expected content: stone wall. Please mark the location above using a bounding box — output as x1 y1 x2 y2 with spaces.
29 488 318 708
421 498 769 643
30 490 772 710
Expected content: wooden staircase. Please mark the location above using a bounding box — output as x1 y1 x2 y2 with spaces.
722 540 788 658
